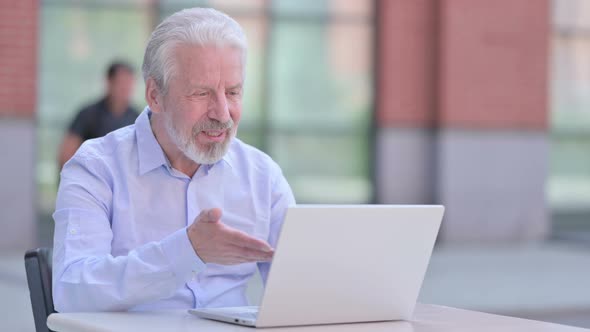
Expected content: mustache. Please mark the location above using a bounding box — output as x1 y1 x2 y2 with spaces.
193 118 234 132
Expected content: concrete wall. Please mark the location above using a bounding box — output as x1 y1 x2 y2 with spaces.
0 120 36 249
437 131 549 242
376 128 436 204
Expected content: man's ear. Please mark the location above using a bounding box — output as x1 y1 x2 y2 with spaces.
146 78 163 113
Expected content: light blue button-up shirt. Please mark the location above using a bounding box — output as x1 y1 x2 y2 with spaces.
52 108 295 312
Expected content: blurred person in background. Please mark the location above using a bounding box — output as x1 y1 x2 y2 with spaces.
52 8 294 312
58 61 139 169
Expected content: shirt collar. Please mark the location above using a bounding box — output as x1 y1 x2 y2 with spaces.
135 106 234 176
136 107 169 175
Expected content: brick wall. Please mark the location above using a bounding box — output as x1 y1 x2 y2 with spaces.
0 0 38 118
377 0 438 127
377 0 548 130
439 0 548 129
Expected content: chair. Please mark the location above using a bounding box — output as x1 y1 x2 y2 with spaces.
24 247 55 332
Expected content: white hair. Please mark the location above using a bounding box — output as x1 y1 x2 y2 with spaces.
142 7 247 94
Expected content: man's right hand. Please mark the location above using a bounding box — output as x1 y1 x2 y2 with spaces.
187 208 274 265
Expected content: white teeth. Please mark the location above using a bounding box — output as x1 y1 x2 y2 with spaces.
205 131 222 137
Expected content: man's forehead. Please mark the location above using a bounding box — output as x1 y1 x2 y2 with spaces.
174 44 242 66
172 44 244 81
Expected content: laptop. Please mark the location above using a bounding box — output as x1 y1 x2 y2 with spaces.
189 204 444 328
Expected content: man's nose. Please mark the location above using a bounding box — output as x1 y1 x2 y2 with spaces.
208 93 231 123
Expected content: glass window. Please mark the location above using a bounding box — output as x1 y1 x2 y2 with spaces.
268 20 372 203
550 0 590 230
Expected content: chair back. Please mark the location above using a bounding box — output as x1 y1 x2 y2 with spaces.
24 247 55 332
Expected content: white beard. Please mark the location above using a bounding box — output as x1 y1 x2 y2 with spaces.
163 112 234 165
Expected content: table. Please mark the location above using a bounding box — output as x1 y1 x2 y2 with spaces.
47 303 589 332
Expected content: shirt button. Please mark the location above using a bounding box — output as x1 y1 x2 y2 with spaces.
69 229 77 235
191 270 197 281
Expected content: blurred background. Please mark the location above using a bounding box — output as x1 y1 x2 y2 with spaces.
1 0 590 330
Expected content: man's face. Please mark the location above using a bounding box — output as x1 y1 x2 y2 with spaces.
160 44 244 165
108 69 135 104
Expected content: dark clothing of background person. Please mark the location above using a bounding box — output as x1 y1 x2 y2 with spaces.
69 97 138 141
58 61 137 170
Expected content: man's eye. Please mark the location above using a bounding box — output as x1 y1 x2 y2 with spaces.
227 91 240 96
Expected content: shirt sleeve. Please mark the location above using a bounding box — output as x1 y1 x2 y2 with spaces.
52 151 205 312
257 165 296 284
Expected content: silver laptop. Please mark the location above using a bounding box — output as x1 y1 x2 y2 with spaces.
189 204 444 328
